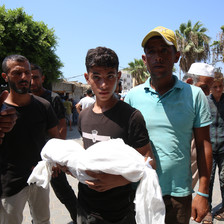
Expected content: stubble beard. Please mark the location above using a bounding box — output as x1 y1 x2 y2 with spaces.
30 85 42 94
8 80 30 94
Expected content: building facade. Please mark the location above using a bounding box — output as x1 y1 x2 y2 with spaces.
121 70 133 91
52 79 91 101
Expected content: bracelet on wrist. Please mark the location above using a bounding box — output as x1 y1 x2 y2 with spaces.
197 191 209 198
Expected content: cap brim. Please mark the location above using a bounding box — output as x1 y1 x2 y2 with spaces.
142 31 174 48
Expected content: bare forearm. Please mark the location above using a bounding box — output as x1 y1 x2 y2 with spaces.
136 143 156 169
76 104 82 114
197 141 212 193
194 126 213 193
85 171 130 192
58 118 67 139
191 126 212 222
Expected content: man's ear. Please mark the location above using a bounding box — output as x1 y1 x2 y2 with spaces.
2 73 8 82
117 71 122 80
42 75 45 84
84 73 89 83
174 51 181 63
142 55 147 65
186 78 193 85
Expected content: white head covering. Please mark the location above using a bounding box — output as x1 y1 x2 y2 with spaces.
188 63 215 77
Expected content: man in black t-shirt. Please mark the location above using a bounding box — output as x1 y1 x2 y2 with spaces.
76 47 155 224
30 64 77 223
30 64 66 139
0 55 60 224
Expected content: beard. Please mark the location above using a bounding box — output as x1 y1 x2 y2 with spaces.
8 79 30 94
30 84 42 94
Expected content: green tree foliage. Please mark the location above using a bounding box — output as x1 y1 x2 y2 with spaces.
211 25 224 65
221 26 224 63
221 26 224 59
124 59 149 86
175 20 210 73
0 5 63 88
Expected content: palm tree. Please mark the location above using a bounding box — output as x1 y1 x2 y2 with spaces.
221 26 224 63
124 59 149 86
211 25 224 65
175 20 211 74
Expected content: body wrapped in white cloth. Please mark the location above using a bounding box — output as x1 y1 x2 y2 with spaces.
28 138 165 224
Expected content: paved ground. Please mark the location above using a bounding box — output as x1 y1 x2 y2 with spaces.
22 125 223 224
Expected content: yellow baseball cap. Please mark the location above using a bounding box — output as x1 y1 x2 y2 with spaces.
141 26 178 50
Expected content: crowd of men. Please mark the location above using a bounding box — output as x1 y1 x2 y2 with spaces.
0 25 223 224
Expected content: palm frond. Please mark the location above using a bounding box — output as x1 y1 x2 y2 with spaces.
176 20 211 72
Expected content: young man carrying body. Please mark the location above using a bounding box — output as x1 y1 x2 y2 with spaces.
125 26 212 224
77 46 155 224
0 55 60 224
30 64 77 223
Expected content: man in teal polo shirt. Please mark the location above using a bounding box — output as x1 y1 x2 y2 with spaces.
125 26 212 224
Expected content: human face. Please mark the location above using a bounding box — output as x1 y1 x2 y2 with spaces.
195 76 214 96
30 69 44 94
84 66 121 103
210 80 223 99
142 37 180 80
2 60 31 94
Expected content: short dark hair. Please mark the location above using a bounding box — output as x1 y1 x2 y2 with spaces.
85 47 119 72
30 63 43 76
86 89 93 96
214 72 223 82
2 54 29 74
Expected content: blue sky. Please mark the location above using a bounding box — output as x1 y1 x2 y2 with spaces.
1 0 224 83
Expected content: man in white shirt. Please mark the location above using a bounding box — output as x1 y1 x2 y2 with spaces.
75 89 95 114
